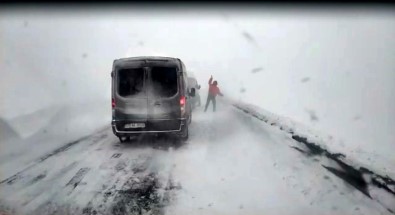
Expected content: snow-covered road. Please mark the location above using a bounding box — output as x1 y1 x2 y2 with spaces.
0 104 393 215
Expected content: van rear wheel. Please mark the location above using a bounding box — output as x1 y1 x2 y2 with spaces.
177 125 189 141
188 113 192 125
118 136 127 143
118 135 140 143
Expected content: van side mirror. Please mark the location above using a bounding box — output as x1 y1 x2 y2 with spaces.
197 85 201 90
111 72 114 78
190 88 196 97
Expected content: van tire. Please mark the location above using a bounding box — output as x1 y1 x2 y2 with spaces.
178 125 189 141
118 136 127 143
188 113 192 125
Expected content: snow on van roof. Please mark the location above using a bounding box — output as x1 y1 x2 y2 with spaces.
114 56 179 64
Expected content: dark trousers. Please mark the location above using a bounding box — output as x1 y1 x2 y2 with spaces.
204 95 216 112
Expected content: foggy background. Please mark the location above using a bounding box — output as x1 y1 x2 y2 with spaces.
1 6 394 158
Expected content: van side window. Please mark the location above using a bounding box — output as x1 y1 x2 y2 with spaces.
118 68 145 97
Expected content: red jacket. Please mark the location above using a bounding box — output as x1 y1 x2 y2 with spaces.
208 77 223 97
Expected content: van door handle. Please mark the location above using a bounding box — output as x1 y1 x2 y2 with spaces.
154 102 161 106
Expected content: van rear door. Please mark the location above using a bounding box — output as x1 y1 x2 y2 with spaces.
147 66 181 121
114 67 148 121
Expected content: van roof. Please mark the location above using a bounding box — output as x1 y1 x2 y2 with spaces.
114 56 180 65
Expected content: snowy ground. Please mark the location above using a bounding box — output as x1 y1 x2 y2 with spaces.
0 101 110 180
0 102 393 215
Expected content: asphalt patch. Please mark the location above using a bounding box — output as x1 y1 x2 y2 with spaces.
28 173 47 186
111 173 165 215
111 153 122 159
66 167 91 192
38 135 92 163
323 165 371 198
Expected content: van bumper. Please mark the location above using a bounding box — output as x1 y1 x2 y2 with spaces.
111 119 187 136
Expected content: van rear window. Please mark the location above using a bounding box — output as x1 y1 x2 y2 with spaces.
118 68 145 97
151 67 178 98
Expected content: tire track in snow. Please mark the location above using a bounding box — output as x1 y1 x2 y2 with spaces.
20 161 80 207
65 167 91 195
0 127 108 185
38 135 182 214
0 129 110 215
111 153 122 159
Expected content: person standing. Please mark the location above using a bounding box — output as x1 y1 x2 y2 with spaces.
204 75 224 112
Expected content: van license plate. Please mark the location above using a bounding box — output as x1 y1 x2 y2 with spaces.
124 123 145 128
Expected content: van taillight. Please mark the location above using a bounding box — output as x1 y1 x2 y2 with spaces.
180 96 186 115
112 98 115 109
180 96 186 106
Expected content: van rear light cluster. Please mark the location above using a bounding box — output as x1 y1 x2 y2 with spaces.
180 96 186 115
180 96 186 106
112 98 115 109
